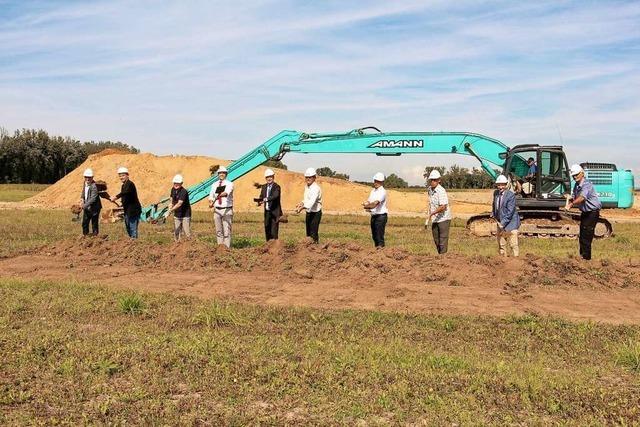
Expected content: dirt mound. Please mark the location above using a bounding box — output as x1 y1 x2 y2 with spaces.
3 239 640 323
34 237 640 290
91 148 132 157
23 151 491 216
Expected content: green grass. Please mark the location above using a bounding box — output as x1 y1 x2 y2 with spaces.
0 279 638 424
616 340 640 373
0 184 49 202
2 208 640 260
118 294 145 315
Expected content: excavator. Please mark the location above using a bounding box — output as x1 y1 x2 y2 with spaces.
140 127 635 238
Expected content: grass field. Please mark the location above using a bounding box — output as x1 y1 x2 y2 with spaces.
0 184 49 202
2 279 639 424
1 185 640 424
2 208 639 260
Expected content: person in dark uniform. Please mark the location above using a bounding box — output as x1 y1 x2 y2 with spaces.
80 168 101 235
167 174 192 241
567 164 602 260
110 166 142 238
258 168 282 241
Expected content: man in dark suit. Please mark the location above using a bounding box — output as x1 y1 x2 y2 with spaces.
111 166 142 238
80 168 102 235
258 168 282 241
491 174 521 257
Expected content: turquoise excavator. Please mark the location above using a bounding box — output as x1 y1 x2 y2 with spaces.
141 127 635 238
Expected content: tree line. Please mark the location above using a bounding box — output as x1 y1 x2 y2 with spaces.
0 128 139 184
423 165 497 189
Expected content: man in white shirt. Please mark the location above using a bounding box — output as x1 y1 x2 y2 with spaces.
295 167 323 243
427 170 452 254
208 166 234 247
362 172 388 248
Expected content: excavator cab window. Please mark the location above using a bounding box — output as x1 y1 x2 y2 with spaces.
505 150 536 197
538 150 570 197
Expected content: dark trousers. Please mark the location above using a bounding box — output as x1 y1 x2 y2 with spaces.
124 214 140 239
305 211 322 243
82 209 100 235
431 219 451 254
264 210 280 241
370 213 387 247
579 210 599 260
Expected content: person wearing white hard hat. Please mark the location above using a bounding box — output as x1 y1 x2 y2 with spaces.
567 164 602 260
110 166 142 238
208 165 234 248
168 174 192 241
257 168 282 241
491 174 521 257
79 168 102 235
426 169 452 254
295 167 323 243
362 172 388 248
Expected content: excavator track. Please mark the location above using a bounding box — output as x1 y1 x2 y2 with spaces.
467 210 613 239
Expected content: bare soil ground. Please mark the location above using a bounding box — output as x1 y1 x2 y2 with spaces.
3 237 639 324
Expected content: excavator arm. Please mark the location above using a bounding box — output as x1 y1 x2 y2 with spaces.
141 127 510 222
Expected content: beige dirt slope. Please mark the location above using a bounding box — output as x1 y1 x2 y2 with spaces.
24 151 489 216
22 151 639 219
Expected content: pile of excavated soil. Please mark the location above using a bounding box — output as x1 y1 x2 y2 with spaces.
2 238 639 323
34 237 639 288
24 152 490 216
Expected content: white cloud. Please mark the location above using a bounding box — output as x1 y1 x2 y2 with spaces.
1 0 638 186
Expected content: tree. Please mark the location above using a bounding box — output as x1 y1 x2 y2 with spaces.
83 141 139 156
385 173 408 188
316 167 335 177
263 159 287 170
0 127 138 183
316 166 349 180
422 164 497 189
423 166 446 180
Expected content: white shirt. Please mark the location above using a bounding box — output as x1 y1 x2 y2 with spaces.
209 179 234 208
367 186 388 215
84 184 90 201
303 182 322 212
265 183 273 211
428 184 452 223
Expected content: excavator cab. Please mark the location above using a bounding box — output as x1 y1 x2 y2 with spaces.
504 145 571 210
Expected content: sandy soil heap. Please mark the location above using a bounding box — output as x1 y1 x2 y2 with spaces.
2 237 639 323
25 151 490 216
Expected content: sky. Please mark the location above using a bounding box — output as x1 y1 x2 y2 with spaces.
1 0 639 185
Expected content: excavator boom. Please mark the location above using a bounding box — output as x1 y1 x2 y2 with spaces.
141 128 509 222
140 126 631 240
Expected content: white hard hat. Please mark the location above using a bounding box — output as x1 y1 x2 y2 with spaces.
217 166 228 174
117 166 129 175
569 164 583 176
83 168 94 177
264 168 275 177
172 174 184 184
304 167 317 177
427 170 441 180
495 174 508 184
373 172 385 182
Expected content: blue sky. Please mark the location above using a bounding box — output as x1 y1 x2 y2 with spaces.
1 0 639 184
